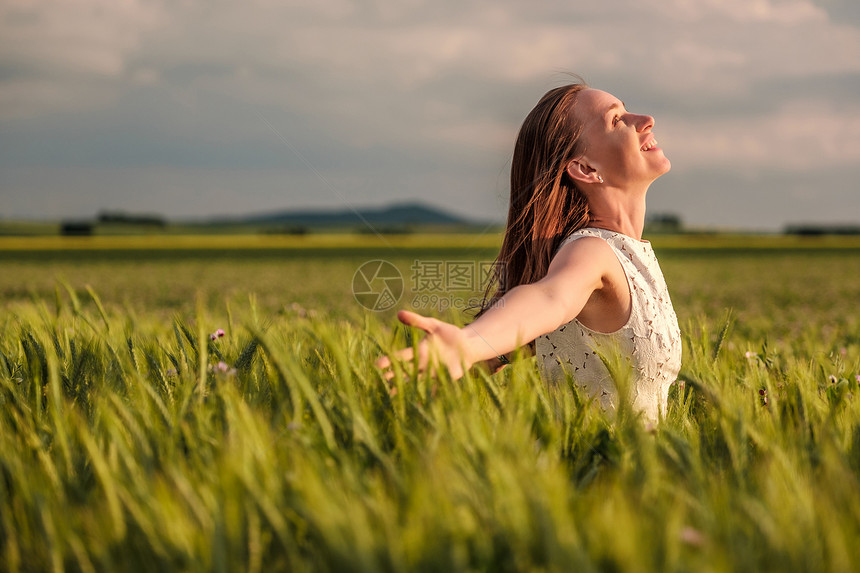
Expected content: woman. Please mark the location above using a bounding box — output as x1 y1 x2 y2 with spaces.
376 82 681 422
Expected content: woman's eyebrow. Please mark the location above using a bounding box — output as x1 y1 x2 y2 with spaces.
603 101 625 124
604 101 626 117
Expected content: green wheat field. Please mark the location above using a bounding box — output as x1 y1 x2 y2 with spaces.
1 233 859 572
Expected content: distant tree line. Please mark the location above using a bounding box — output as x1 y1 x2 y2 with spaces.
59 211 167 236
97 211 166 227
784 224 860 236
644 213 683 233
59 221 94 236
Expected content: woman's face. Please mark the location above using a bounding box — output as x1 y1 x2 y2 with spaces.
572 88 670 188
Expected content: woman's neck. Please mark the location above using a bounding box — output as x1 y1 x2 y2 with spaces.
584 185 648 240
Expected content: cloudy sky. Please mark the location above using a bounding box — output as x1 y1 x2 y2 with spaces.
1 0 859 230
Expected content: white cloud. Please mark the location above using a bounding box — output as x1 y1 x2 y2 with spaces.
0 0 164 118
660 99 860 170
1 0 859 224
662 0 828 24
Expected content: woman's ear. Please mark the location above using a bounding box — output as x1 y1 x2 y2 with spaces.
565 159 601 185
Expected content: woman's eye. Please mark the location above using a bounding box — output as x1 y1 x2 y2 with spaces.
612 115 621 126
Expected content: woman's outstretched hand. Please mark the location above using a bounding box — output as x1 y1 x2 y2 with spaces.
375 310 474 381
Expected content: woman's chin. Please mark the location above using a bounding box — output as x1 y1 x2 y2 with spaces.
646 161 671 186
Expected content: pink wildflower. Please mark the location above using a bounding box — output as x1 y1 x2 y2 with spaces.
289 303 308 318
745 351 757 359
208 361 236 375
679 526 706 547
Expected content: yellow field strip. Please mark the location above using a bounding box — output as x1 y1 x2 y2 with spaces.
0 233 505 251
1 233 859 251
650 234 860 250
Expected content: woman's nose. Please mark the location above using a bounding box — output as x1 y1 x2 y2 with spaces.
636 114 655 132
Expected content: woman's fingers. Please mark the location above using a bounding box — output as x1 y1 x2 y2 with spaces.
375 344 416 366
397 309 437 333
376 309 467 382
375 311 431 370
373 311 434 379
375 346 416 380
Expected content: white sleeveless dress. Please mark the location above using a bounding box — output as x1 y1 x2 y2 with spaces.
535 227 682 422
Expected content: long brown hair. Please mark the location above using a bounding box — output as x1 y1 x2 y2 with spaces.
476 82 592 324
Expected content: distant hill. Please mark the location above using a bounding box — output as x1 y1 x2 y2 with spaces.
212 201 483 227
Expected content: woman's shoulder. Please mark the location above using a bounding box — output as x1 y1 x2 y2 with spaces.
557 227 603 249
560 227 649 252
556 227 624 255
550 232 619 276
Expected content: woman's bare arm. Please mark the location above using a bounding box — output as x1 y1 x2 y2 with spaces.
376 236 618 379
